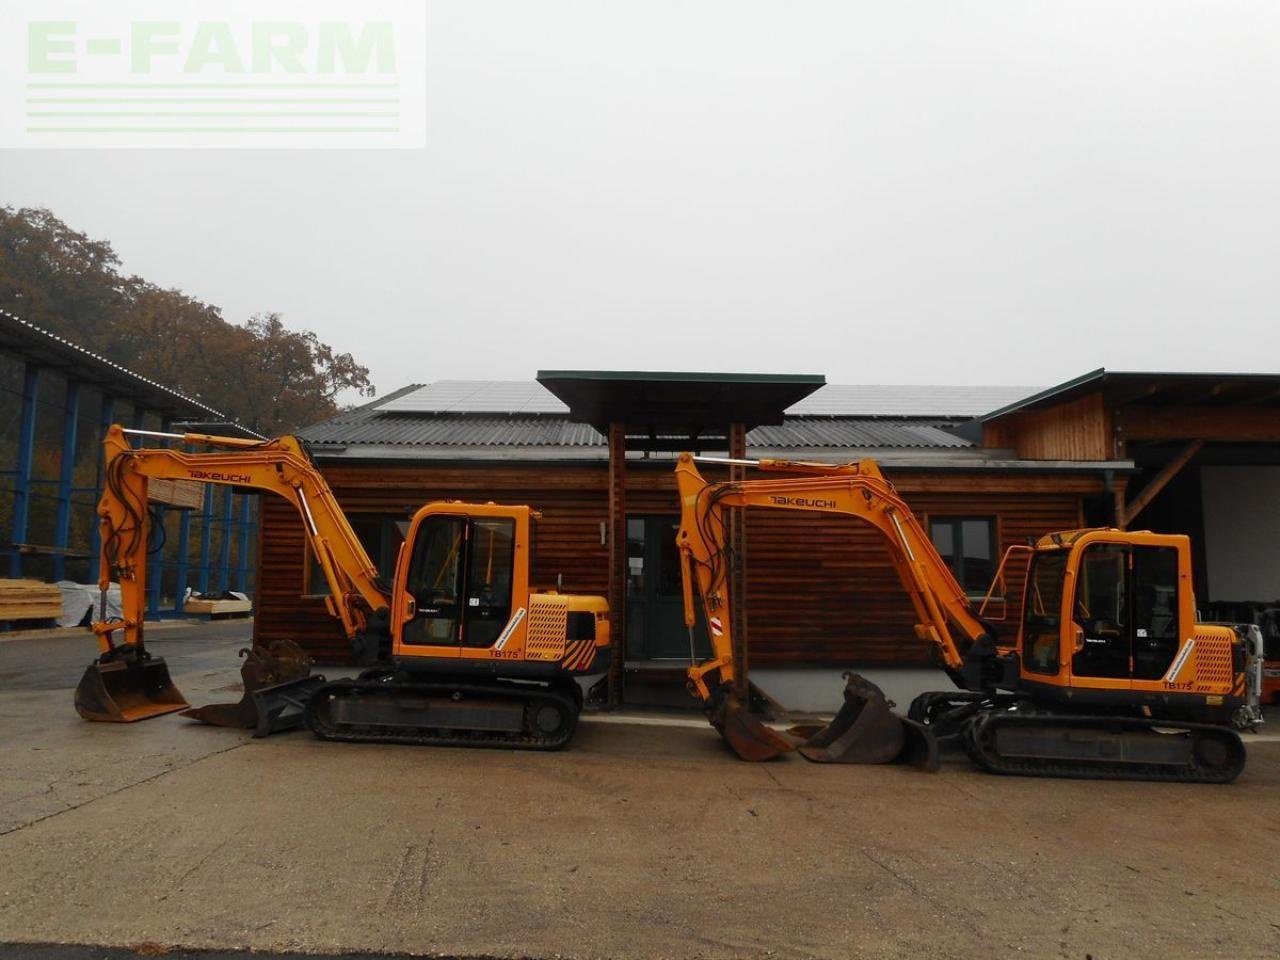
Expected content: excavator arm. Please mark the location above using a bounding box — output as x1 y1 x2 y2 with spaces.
676 453 999 698
675 452 1002 763
94 424 389 657
76 424 390 724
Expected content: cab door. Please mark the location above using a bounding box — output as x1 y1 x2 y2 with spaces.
400 514 466 654
461 517 516 648
1069 541 1182 685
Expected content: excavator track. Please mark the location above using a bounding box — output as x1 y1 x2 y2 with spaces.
305 676 579 751
963 710 1246 784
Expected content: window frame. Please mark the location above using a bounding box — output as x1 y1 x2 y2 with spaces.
301 513 407 599
926 514 999 600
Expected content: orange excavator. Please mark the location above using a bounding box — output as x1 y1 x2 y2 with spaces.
675 453 1264 783
75 425 610 749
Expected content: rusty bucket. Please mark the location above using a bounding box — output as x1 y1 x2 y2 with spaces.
796 673 939 771
75 652 189 723
180 640 321 736
707 687 797 762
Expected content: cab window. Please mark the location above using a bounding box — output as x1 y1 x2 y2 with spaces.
1071 544 1128 679
1131 546 1180 680
463 518 515 648
1022 550 1067 675
403 516 465 645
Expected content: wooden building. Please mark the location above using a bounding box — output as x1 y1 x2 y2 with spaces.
253 372 1153 698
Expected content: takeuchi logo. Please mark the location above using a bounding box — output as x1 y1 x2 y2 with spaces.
189 470 252 484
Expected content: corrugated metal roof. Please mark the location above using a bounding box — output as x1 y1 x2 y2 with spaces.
749 420 969 449
0 307 224 418
302 412 969 451
304 414 604 447
368 379 1041 419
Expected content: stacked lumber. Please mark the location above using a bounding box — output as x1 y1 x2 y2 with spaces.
0 579 63 621
185 597 252 617
148 478 205 509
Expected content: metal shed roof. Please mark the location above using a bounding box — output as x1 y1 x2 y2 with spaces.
0 307 224 419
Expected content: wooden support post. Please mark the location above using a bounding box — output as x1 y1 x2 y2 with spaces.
728 422 749 700
607 420 627 706
1118 440 1205 529
1112 477 1129 530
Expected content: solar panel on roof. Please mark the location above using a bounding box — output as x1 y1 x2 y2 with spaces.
785 384 1041 418
377 381 569 414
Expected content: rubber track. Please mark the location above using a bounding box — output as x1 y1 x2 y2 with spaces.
305 678 578 751
963 711 1246 784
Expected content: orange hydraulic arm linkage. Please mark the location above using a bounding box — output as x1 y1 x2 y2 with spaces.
94 424 389 661
675 453 1000 703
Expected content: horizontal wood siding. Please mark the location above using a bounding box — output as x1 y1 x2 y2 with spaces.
253 460 1093 667
744 489 1083 665
984 391 1111 460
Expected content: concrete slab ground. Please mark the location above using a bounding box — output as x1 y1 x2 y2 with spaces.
1 622 1278 960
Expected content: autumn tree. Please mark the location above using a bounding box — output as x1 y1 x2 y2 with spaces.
0 205 373 434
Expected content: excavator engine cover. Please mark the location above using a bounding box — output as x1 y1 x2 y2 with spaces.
796 673 939 771
75 651 189 723
180 640 322 736
707 686 797 762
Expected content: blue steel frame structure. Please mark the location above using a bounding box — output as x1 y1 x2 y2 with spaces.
0 309 260 622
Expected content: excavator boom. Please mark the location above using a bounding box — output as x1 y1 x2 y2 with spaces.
76 424 389 724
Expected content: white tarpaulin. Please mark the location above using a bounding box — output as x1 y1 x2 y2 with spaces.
55 581 122 627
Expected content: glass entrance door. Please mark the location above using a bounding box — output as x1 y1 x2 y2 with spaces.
625 515 711 660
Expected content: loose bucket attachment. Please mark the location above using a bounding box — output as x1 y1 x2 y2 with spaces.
75 652 189 723
707 688 797 762
180 641 322 737
795 673 939 771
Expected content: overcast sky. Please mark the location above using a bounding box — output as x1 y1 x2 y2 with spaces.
4 0 1280 396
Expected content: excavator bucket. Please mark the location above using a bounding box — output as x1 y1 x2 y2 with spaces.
795 673 939 771
708 688 797 762
180 640 322 737
75 654 189 723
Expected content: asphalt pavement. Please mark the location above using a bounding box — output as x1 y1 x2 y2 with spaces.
1 621 1278 960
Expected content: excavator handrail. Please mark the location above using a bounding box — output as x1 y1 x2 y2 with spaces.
975 543 1036 621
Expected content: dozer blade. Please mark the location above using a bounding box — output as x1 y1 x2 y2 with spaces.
708 689 797 762
180 641 319 737
75 655 189 723
796 673 939 771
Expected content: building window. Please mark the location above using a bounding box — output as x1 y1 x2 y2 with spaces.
929 516 997 598
304 515 408 597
